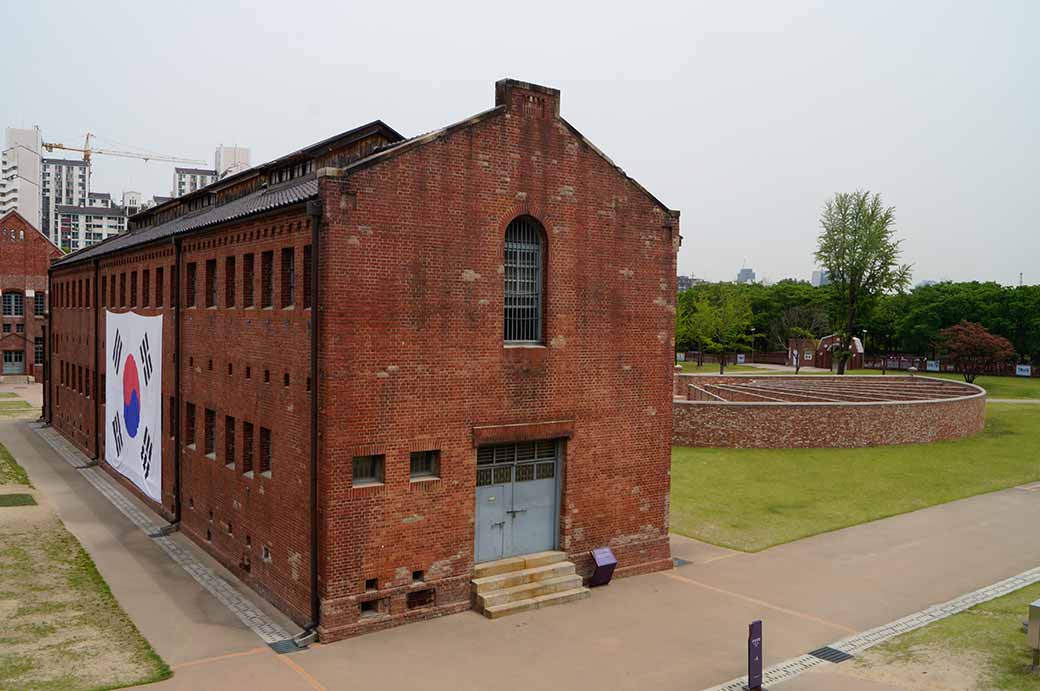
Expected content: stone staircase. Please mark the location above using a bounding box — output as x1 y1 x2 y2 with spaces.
472 550 590 619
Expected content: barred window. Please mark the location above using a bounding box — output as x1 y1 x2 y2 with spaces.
503 216 544 343
205 259 217 307
185 263 196 308
243 254 255 307
410 450 440 479
2 292 24 316
281 247 295 308
225 256 236 307
353 454 384 486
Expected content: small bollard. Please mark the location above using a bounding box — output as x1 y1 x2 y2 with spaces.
1028 599 1040 672
748 620 763 690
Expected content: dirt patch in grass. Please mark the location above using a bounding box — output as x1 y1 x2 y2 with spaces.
0 457 169 690
849 581 1040 691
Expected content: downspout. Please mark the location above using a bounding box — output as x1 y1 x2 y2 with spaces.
44 266 52 424
172 238 183 525
92 259 100 461
299 197 324 645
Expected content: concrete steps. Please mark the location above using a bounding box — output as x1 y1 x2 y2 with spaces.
473 551 590 619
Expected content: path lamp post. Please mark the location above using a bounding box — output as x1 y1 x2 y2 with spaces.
862 329 867 370
750 327 755 363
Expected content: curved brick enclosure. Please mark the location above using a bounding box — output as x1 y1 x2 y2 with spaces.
673 374 987 448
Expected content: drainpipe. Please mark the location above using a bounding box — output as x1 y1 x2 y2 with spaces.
172 238 183 525
92 259 100 461
44 266 52 424
298 198 324 645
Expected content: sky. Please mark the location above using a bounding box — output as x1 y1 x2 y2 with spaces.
4 1 1037 285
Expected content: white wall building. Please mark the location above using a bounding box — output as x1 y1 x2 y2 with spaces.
811 269 831 287
54 203 127 252
173 167 216 197
215 145 251 179
0 128 43 228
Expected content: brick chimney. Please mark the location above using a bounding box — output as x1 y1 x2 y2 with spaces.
495 79 560 119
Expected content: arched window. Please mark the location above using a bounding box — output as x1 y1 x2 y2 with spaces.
503 216 545 343
2 291 24 317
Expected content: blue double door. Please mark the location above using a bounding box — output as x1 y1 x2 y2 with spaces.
475 440 560 563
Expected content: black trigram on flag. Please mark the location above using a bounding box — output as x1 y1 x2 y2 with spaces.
140 427 153 478
138 333 154 386
111 413 124 455
112 330 123 374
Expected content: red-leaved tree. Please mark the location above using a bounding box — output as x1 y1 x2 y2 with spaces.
937 321 1016 383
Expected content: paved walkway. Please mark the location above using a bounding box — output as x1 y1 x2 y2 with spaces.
7 416 1040 690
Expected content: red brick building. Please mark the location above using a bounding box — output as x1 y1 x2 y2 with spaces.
0 210 61 379
47 79 679 640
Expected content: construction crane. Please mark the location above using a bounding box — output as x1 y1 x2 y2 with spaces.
41 132 206 181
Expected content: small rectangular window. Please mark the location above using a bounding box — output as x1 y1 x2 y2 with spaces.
243 421 254 474
259 427 272 475
185 262 197 307
100 276 107 308
353 454 384 486
281 247 295 308
243 254 255 307
205 259 217 307
261 251 273 308
225 415 235 467
142 269 150 307
34 337 44 364
109 274 116 306
225 256 235 307
185 402 196 448
156 267 164 306
204 408 216 456
120 272 126 307
303 245 312 309
410 450 440 479
130 271 138 306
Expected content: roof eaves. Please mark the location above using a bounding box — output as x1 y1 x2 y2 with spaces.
326 106 505 179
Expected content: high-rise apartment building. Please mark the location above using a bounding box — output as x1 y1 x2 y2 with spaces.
173 167 217 197
0 128 43 229
41 157 88 239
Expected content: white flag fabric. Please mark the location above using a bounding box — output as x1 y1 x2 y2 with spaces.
105 311 163 503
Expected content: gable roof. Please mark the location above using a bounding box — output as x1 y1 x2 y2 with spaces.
0 210 64 254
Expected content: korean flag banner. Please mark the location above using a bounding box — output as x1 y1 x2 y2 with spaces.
106 311 163 503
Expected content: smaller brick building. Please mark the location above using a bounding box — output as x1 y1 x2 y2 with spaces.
0 210 61 378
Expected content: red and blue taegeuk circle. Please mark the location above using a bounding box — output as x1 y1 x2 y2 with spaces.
122 354 141 439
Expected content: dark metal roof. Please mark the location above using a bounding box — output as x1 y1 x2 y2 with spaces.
174 167 217 176
53 177 317 268
43 157 87 167
55 204 126 216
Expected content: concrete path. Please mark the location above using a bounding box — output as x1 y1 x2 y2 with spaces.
8 415 1040 690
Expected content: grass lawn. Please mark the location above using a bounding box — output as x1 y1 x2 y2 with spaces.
0 443 31 485
670 403 1040 552
0 400 38 418
678 361 767 373
854 581 1040 690
0 444 170 690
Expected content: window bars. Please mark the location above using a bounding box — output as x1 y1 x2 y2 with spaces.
504 216 543 343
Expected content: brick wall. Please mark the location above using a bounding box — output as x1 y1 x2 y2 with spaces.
0 211 60 380
673 375 987 448
314 80 677 639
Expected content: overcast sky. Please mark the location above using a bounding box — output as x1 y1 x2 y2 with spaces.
4 1 1036 285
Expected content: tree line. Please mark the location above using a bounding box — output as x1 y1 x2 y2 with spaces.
678 191 1038 372
677 279 1040 364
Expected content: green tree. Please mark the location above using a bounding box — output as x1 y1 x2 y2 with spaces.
815 191 911 373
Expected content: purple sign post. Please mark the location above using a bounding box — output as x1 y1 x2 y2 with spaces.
748 620 763 690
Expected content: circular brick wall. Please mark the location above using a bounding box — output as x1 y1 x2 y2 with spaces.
672 375 987 448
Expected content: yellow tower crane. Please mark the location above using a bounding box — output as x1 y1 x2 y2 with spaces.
42 132 207 187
